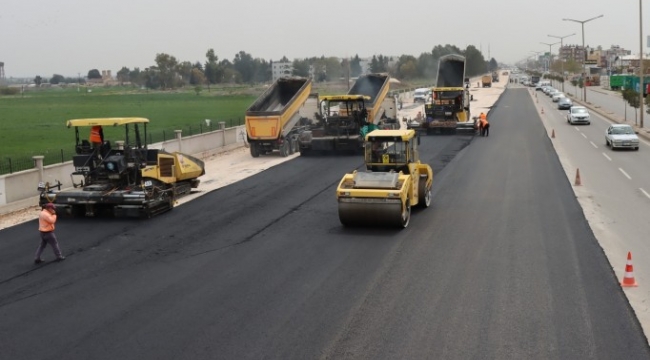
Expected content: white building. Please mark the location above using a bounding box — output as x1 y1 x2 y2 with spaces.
271 61 293 81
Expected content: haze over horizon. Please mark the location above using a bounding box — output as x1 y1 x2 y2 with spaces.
1 0 646 78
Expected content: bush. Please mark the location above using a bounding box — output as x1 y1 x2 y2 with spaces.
0 87 20 96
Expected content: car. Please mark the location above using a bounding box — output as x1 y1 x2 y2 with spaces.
544 87 555 95
548 89 560 98
413 88 431 103
552 93 565 102
605 124 640 150
558 97 573 110
567 106 590 125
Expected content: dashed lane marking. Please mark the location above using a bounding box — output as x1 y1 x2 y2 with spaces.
619 168 632 180
581 133 587 139
641 188 650 200
603 153 612 161
590 141 597 148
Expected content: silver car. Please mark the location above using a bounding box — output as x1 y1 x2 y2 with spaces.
558 97 573 110
605 124 640 150
567 106 590 125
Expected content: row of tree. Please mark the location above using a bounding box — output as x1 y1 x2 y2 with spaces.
34 45 498 90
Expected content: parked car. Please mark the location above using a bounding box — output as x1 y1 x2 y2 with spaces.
567 106 590 125
543 87 555 95
413 88 431 103
552 93 565 102
605 124 640 150
558 97 573 110
548 89 560 98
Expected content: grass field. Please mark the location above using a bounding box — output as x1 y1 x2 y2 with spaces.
0 86 257 173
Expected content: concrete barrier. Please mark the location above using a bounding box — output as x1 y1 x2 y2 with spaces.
0 125 247 208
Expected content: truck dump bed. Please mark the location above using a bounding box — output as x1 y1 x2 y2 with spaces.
348 73 390 123
436 54 466 88
246 78 312 140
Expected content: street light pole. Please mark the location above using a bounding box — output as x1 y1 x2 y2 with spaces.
549 33 576 92
563 15 604 103
639 0 645 129
540 42 560 73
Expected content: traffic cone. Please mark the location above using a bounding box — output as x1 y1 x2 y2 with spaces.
574 168 581 186
551 129 555 138
621 252 638 287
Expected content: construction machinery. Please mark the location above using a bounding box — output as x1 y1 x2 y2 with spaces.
409 54 472 135
38 118 205 218
336 129 433 228
298 73 398 154
492 71 499 83
246 77 312 157
481 75 492 87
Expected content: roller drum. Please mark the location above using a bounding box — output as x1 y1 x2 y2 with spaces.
338 199 410 228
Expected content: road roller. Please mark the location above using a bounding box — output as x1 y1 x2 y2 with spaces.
336 129 433 228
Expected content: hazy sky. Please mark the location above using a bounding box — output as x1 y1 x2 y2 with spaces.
1 0 647 78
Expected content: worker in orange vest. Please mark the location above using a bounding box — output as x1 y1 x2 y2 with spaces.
479 112 490 137
35 203 65 264
89 125 104 147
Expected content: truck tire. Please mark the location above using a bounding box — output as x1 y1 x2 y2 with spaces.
280 141 290 157
250 143 260 158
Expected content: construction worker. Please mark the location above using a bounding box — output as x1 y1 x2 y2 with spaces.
479 112 490 137
89 125 104 147
35 203 65 264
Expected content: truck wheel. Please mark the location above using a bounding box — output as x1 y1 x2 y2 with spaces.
400 200 411 228
280 141 290 157
250 144 260 158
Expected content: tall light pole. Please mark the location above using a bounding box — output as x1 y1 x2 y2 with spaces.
530 51 543 72
548 33 576 92
639 0 644 128
563 15 604 103
540 42 560 73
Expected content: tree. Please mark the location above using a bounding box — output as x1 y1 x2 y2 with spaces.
323 57 342 81
88 69 102 79
292 58 311 77
233 51 256 83
154 53 179 89
176 61 193 85
50 74 65 84
129 68 142 86
623 88 640 123
464 45 487 77
116 67 130 85
190 67 206 86
34 75 42 86
417 52 436 79
488 58 498 72
350 55 362 77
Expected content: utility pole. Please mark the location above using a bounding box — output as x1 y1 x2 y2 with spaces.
563 15 604 103
548 33 576 93
639 0 644 128
540 42 560 73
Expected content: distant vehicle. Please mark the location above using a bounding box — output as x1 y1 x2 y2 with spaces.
413 88 431 103
566 106 590 125
536 81 551 91
543 87 555 95
548 89 560 98
605 124 639 150
558 97 573 110
531 75 540 86
552 93 565 102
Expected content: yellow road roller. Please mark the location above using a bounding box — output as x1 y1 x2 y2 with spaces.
336 129 433 228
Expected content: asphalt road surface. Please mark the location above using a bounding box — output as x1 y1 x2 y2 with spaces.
1 88 649 359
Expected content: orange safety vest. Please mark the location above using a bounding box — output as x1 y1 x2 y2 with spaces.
479 113 487 121
38 209 57 232
89 126 103 143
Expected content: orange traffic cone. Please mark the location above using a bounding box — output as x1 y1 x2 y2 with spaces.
621 252 638 287
574 168 581 186
551 129 555 138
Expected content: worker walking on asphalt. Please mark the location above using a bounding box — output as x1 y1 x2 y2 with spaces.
479 112 490 137
35 203 65 264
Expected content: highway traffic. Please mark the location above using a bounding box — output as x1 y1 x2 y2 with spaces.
1 86 649 359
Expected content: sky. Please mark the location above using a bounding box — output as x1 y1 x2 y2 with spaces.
1 0 648 78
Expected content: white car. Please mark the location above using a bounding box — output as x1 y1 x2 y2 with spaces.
413 88 431 103
566 106 590 125
605 124 639 150
548 89 560 98
552 93 565 102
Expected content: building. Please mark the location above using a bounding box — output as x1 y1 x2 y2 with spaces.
559 45 586 64
271 61 293 81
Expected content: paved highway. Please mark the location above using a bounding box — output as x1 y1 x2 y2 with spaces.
1 88 649 359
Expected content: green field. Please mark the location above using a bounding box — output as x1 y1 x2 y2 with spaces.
0 86 257 174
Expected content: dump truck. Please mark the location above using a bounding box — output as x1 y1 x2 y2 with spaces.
481 75 492 87
297 73 398 154
246 77 312 157
336 129 433 228
38 118 205 218
409 54 472 135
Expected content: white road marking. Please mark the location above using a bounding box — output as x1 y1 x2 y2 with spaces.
619 168 632 180
590 141 597 148
581 133 587 139
602 153 612 161
574 127 580 131
641 188 650 200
